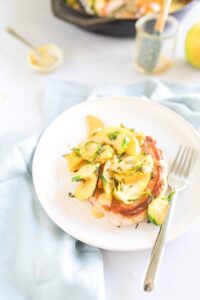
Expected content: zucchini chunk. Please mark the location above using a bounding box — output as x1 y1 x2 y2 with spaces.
80 140 101 161
148 197 169 225
95 144 114 164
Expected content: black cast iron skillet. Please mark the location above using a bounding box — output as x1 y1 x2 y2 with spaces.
51 0 196 37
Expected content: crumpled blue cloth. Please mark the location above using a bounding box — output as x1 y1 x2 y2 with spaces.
1 79 200 300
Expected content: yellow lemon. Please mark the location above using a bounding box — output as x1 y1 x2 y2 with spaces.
185 23 200 69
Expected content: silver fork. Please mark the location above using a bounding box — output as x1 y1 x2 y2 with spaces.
143 145 194 292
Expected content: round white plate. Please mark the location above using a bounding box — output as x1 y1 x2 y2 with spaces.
33 96 200 251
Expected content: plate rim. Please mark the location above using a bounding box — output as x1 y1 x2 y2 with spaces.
32 96 200 251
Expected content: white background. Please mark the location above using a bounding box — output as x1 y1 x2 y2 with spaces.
1 1 200 299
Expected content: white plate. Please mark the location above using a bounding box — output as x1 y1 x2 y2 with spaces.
33 96 200 251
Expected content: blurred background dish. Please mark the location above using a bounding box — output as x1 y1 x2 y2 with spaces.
51 0 195 37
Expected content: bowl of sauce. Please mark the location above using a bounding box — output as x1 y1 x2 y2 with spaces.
27 44 63 73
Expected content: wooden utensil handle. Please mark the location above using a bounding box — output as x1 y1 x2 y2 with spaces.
155 0 172 32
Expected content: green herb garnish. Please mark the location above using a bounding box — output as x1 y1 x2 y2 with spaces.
127 199 137 202
72 175 83 182
108 131 120 141
167 191 175 202
100 173 107 188
119 184 124 192
94 144 103 159
72 148 81 156
130 129 135 133
136 167 143 172
132 164 143 172
127 190 151 202
141 189 151 197
117 154 124 163
113 178 119 187
148 215 158 225
121 136 130 150
68 192 75 198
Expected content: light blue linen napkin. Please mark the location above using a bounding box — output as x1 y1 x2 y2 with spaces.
1 79 200 300
43 79 200 130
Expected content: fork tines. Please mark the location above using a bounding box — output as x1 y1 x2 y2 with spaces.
170 145 194 178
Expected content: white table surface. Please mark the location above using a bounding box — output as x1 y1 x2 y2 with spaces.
1 1 200 299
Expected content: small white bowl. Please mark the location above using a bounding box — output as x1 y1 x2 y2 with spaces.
27 44 63 73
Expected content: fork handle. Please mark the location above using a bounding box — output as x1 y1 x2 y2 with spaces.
143 193 176 292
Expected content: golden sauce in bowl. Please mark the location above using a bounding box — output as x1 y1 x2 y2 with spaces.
27 44 63 73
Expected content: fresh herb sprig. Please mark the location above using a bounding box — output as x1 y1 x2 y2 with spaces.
72 175 83 182
100 173 107 188
108 131 120 141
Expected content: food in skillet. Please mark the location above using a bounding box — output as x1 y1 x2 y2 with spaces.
65 0 190 19
63 116 172 227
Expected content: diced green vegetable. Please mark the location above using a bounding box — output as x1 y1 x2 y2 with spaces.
148 215 158 225
167 191 175 202
148 197 169 225
112 133 129 155
93 127 140 155
108 131 120 141
72 175 83 182
72 147 81 156
80 140 101 161
121 136 130 152
95 145 114 164
111 155 153 174
100 173 107 188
